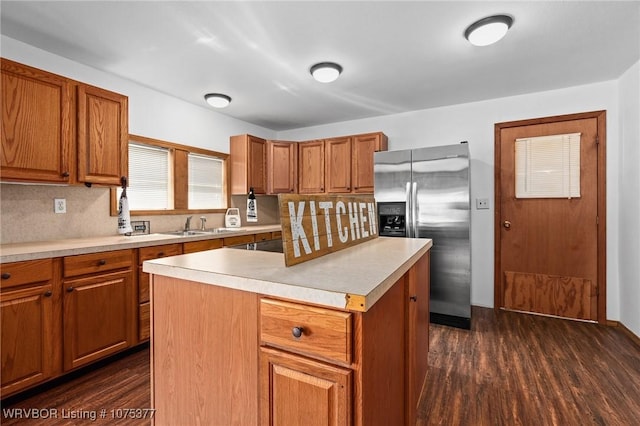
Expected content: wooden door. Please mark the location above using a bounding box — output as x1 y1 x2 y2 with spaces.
1 283 56 395
495 111 606 322
325 137 352 193
260 347 351 426
267 140 297 194
352 133 387 193
298 140 325 193
63 270 134 370
77 84 128 186
1 59 73 183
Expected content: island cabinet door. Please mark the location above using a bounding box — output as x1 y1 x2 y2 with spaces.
260 347 352 426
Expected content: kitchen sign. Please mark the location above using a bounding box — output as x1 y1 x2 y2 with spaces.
278 194 378 266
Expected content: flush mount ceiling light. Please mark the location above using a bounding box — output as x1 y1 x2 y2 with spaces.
464 15 513 46
310 62 343 83
204 93 231 108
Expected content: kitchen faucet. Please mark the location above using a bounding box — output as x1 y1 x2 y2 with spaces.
200 216 207 231
184 216 193 232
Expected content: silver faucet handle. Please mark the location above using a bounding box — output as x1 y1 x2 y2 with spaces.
200 216 207 231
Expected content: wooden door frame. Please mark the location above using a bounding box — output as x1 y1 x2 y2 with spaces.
494 110 607 323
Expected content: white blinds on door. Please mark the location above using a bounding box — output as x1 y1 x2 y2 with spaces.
515 133 581 199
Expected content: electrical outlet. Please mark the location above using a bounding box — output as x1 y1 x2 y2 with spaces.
54 198 67 214
476 198 489 210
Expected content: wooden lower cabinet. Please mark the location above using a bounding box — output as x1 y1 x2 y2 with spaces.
63 268 135 371
1 259 61 396
260 347 351 426
150 250 429 426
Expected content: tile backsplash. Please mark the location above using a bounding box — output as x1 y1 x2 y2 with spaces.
0 183 280 244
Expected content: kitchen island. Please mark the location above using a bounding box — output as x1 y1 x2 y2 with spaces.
143 236 432 426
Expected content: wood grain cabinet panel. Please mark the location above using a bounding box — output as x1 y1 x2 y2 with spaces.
230 134 267 194
182 238 224 254
267 140 297 194
1 58 73 183
63 269 134 371
77 84 128 186
260 347 351 426
298 140 325 193
1 59 129 186
325 137 352 193
352 132 388 193
1 259 60 397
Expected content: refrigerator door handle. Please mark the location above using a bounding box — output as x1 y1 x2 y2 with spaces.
405 182 412 237
411 181 418 237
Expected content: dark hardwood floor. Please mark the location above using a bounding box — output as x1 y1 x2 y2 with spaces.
2 307 639 425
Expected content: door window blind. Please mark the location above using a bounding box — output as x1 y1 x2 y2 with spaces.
188 153 225 209
515 133 581 199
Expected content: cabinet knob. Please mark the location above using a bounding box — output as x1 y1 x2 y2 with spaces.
158 252 165 257
98 259 107 266
44 290 53 297
1 272 11 280
292 326 305 339
410 295 417 302
66 286 75 293
61 171 70 178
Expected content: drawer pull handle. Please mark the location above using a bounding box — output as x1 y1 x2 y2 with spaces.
292 326 305 339
1 273 11 280
98 259 107 266
158 252 165 257
66 286 75 293
44 291 53 297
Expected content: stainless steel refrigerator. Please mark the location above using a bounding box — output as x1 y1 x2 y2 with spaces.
374 143 471 329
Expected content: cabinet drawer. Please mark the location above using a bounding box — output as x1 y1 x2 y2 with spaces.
63 249 132 278
260 298 352 364
183 239 223 254
255 232 272 242
1 259 53 289
139 302 150 341
271 231 282 239
223 234 255 246
139 244 182 264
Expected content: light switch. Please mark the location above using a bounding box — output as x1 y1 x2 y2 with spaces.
476 198 489 210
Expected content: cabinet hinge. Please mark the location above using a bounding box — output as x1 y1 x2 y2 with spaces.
596 216 599 225
595 136 599 145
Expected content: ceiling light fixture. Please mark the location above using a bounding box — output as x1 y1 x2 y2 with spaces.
204 93 232 108
464 15 513 47
310 62 343 83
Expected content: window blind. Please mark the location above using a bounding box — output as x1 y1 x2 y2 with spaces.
119 143 171 210
188 153 224 209
515 133 581 199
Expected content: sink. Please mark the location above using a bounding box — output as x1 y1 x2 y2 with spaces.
159 228 238 237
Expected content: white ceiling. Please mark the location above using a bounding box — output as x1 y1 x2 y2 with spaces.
1 1 639 131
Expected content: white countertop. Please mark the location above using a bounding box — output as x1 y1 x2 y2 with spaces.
0 225 281 263
143 237 432 312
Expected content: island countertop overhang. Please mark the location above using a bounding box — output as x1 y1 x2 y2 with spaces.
143 236 432 312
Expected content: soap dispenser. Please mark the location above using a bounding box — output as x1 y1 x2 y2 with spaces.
247 187 258 222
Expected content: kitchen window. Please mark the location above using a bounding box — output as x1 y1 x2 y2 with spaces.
111 134 229 215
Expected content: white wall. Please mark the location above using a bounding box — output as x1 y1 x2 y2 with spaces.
277 80 623 319
618 60 640 336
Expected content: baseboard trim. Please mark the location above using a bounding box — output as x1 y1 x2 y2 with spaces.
606 320 640 348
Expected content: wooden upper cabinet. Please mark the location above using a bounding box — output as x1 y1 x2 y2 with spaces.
267 140 297 194
325 137 352 193
298 140 325 194
1 58 129 186
1 58 73 183
77 84 128 186
230 134 267 195
352 132 388 193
